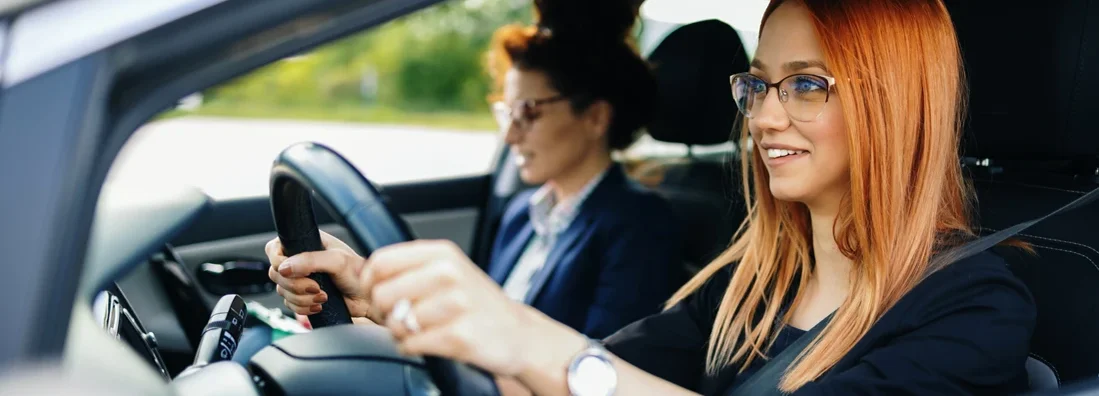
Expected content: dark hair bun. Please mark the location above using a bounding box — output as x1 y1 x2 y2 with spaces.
488 0 656 151
534 0 641 42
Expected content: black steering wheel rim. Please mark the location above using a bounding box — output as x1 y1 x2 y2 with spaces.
268 142 499 396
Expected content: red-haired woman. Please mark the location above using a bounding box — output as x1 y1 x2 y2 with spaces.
266 0 1036 394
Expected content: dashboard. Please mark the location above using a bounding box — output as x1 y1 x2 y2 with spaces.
92 284 172 381
61 182 213 391
63 182 447 395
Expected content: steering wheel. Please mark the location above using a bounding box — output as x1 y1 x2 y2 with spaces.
268 142 499 396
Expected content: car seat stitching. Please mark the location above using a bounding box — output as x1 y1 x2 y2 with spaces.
1031 244 1099 274
1029 353 1062 385
980 228 1099 257
1021 234 1099 257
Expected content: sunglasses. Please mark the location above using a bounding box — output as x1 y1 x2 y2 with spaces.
730 72 837 122
491 95 569 133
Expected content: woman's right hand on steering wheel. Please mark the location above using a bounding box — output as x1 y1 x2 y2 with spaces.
266 230 373 319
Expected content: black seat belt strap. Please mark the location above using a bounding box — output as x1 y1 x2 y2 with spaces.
733 314 831 396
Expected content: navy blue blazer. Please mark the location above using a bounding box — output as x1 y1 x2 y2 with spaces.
486 165 685 339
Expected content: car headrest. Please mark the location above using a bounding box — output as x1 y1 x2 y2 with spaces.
647 19 748 146
948 0 1099 162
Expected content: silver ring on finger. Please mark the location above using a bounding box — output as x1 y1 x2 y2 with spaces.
403 310 421 333
391 298 421 333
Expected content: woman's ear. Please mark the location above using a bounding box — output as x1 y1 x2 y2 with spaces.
584 99 613 142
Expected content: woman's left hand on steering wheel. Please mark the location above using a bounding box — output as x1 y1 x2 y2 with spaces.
365 239 583 377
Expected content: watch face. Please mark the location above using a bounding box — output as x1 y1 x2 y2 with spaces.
570 355 617 396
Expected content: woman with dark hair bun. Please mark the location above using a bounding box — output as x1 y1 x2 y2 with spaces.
472 0 686 338
489 0 659 152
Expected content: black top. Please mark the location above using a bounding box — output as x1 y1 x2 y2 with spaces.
603 251 1037 395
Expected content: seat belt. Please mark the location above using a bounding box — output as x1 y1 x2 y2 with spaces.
733 313 831 396
733 184 1099 396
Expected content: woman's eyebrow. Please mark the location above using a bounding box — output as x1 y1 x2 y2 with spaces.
750 58 831 74
785 59 830 73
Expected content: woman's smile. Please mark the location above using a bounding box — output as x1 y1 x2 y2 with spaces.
765 148 809 166
758 141 812 168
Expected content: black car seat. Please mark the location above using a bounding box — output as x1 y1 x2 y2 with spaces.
946 0 1099 390
643 19 750 274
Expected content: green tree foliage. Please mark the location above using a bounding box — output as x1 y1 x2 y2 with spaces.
206 0 533 113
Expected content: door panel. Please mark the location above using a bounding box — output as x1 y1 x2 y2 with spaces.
170 175 489 246
403 207 481 250
172 223 359 311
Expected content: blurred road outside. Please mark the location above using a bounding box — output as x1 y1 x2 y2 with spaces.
107 117 501 200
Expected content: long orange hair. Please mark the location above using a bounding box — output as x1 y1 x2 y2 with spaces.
667 0 971 391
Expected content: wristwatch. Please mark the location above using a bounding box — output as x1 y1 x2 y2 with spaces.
566 338 618 396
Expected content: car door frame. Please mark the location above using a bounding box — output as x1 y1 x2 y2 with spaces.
0 0 448 368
